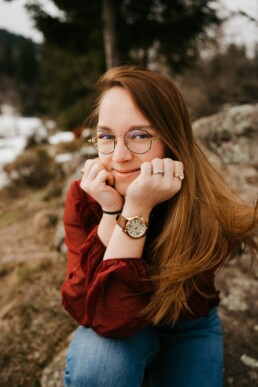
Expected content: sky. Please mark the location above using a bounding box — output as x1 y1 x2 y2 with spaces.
0 0 60 42
0 0 258 56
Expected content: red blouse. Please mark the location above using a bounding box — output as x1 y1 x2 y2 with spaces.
61 180 220 338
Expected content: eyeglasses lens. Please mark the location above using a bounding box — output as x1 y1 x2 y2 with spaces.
92 129 152 154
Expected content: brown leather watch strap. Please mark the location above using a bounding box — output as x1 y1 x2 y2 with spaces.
116 213 127 231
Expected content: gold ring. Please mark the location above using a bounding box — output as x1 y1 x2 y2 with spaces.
152 170 164 176
174 173 184 180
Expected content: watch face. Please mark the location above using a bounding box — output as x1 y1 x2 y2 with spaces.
126 218 146 238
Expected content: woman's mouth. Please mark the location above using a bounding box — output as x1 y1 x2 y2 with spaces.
112 169 140 179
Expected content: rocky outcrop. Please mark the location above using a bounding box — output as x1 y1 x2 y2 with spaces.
193 104 258 204
193 104 258 164
41 332 75 387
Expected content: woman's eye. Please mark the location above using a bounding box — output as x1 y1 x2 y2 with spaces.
129 130 150 139
97 132 113 140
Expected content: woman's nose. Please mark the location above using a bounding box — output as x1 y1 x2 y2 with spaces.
112 138 133 162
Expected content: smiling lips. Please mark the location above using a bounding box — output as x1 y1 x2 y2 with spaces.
112 168 140 178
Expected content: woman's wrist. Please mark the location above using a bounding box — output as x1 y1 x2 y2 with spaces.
102 208 123 215
122 203 151 221
98 211 120 246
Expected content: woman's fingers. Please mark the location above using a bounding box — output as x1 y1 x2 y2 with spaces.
82 158 115 187
140 158 184 182
95 169 115 187
125 157 185 211
151 158 164 176
87 163 103 180
81 158 107 180
173 160 184 181
163 158 174 177
161 159 184 180
140 161 152 177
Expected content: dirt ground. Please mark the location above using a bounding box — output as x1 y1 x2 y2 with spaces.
0 184 257 386
0 185 76 386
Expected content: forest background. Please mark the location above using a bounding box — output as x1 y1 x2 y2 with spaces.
1 0 258 130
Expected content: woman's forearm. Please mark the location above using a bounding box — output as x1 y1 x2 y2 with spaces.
103 205 151 260
103 224 146 259
97 214 118 247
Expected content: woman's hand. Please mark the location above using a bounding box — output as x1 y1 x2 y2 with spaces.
124 158 184 213
80 158 124 212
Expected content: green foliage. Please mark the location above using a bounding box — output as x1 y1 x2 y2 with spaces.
0 29 42 115
0 41 15 76
18 0 220 128
118 0 220 71
40 45 102 128
27 0 220 71
3 2 256 129
16 39 39 84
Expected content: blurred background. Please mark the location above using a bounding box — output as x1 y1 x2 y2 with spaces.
0 1 257 386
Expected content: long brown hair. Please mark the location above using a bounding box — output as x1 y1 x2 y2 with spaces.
87 66 258 324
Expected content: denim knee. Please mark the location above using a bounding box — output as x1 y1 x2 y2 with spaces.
64 326 160 387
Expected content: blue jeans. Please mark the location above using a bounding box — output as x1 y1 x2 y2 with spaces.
64 308 223 387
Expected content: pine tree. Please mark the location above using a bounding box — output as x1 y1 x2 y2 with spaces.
25 0 220 71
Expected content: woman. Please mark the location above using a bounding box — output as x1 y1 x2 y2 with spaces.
62 66 257 387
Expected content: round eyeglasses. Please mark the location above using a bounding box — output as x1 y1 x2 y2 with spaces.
89 128 161 155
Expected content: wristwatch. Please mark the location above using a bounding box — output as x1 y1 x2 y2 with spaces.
116 214 148 239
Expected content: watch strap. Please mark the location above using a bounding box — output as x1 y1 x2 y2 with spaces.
116 214 149 231
116 213 128 231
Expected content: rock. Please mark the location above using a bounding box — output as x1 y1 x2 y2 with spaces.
193 104 258 165
220 278 249 312
58 151 84 176
40 331 75 387
40 347 67 387
240 354 258 369
53 220 66 253
33 209 60 231
194 104 258 205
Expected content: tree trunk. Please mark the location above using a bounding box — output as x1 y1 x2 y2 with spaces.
102 0 120 69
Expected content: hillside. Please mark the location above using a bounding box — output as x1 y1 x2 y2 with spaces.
0 183 76 385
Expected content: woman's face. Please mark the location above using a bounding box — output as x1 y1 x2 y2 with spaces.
97 87 166 196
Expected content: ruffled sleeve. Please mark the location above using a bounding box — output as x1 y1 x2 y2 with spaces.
61 180 104 326
61 180 153 337
81 252 153 337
